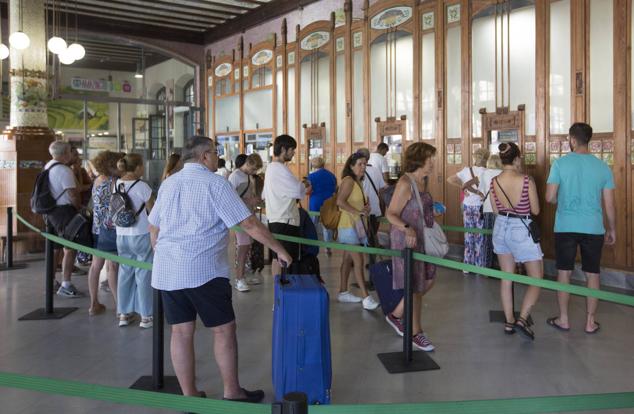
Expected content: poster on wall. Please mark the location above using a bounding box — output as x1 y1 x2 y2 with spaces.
47 87 109 130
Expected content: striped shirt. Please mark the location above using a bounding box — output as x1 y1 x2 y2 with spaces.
148 163 252 291
492 175 531 215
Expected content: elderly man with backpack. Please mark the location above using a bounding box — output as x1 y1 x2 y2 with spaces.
31 141 84 297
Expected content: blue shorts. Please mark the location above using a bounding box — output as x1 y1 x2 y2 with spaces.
492 215 543 263
337 227 366 245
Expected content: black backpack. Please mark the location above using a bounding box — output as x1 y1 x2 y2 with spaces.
109 179 145 227
30 163 66 214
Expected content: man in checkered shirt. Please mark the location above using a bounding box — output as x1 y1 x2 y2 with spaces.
149 136 291 403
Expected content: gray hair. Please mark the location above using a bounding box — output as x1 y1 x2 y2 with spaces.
49 141 70 158
473 148 490 167
182 136 213 163
357 147 370 160
310 156 325 169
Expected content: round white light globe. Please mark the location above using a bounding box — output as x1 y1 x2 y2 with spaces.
47 36 67 54
59 48 75 65
67 43 85 60
9 31 30 50
0 44 9 60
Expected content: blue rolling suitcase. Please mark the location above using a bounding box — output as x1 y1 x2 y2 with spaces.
369 260 404 315
272 270 332 404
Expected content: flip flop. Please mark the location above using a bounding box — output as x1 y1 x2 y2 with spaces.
585 322 601 334
546 317 570 332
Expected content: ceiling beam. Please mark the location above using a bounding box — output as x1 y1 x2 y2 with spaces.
98 0 236 20
204 0 321 43
148 0 252 13
49 3 219 29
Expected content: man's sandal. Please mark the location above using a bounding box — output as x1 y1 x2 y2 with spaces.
514 317 535 341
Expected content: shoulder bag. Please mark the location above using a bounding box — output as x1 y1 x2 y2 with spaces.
406 175 449 258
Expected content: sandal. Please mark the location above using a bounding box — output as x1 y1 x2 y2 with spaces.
546 316 570 331
514 317 535 341
504 322 516 335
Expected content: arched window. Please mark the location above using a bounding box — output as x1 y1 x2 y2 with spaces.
183 79 195 105
156 87 166 114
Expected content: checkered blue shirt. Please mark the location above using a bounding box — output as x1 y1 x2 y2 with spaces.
149 163 252 291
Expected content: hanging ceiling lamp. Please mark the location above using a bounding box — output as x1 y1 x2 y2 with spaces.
67 0 84 60
9 0 30 50
134 48 144 78
47 0 66 54
58 3 74 65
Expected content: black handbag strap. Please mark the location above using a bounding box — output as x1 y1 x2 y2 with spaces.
364 171 379 198
494 177 532 234
239 176 251 198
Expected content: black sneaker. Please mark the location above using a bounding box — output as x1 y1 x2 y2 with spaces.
223 388 265 403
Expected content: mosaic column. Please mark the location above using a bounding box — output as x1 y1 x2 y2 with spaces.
9 0 48 127
0 0 53 251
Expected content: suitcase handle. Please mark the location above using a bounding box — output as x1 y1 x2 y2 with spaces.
279 262 290 285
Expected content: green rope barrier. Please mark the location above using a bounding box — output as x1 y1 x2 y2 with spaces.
306 210 492 235
0 371 633 414
15 213 633 307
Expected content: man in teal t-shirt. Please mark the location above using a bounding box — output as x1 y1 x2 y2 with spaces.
545 122 616 335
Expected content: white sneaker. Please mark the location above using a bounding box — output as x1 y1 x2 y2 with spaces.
337 291 362 303
140 317 153 329
362 295 380 310
235 279 250 292
247 275 262 285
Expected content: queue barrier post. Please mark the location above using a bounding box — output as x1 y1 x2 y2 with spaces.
1 207 28 271
130 289 180 393
18 222 77 321
377 248 440 373
271 392 308 414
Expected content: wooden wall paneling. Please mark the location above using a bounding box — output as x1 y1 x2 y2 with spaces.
461 0 471 167
294 25 302 177
612 0 628 267
412 0 421 144
434 0 446 212
363 0 371 151
329 12 338 174
350 20 366 158
571 0 587 122
627 0 633 267
282 19 288 135
239 38 245 153
341 0 353 179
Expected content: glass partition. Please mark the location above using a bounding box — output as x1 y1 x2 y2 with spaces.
336 54 346 143
300 52 331 144
252 67 273 88
244 89 273 130
215 95 240 133
446 25 461 139
509 3 535 135
287 66 296 138
245 132 273 171
589 0 613 132
550 0 570 134
217 134 240 169
421 32 435 139
276 69 283 135
353 49 364 142
471 10 495 137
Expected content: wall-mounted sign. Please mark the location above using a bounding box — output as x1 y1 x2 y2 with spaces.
371 7 412 30
215 63 232 78
252 49 273 66
71 77 132 93
301 31 330 51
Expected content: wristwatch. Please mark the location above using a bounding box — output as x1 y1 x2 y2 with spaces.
404 224 410 229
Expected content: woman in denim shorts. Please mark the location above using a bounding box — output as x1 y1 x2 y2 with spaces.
490 142 543 340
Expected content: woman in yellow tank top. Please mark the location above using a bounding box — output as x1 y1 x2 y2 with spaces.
336 152 380 310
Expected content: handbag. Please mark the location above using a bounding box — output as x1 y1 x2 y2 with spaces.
406 174 449 258
494 177 541 243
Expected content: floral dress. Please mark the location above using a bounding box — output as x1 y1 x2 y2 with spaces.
390 186 437 292
92 176 115 235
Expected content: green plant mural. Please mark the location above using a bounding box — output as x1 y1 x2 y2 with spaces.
47 99 109 130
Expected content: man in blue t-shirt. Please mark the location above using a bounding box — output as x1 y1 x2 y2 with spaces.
308 157 337 255
545 122 616 334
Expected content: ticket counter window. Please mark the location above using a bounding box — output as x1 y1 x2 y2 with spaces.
245 132 273 172
384 134 403 180
216 135 240 170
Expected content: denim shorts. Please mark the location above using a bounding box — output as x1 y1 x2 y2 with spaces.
337 227 367 245
492 215 543 263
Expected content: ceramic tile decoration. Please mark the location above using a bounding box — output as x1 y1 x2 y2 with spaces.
454 154 462 164
454 143 462 154
549 141 561 153
561 141 571 153
447 4 460 24
524 153 537 165
207 76 213 86
336 37 344 52
234 68 240 80
288 51 295 65
371 7 413 30
422 12 434 30
524 142 536 153
243 66 249 77
589 140 602 153
602 153 614 166
602 139 614 153
353 32 363 48
276 55 283 68
446 143 454 154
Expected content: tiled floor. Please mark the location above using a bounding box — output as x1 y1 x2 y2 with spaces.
1 250 633 413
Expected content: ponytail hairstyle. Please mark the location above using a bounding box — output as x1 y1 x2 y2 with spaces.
498 142 521 165
117 153 144 174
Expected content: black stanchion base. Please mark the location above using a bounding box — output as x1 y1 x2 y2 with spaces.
0 263 28 271
377 351 440 374
18 307 78 321
489 310 533 325
130 376 181 394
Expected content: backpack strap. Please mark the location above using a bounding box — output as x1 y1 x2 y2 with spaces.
364 171 380 198
239 176 251 198
118 179 147 217
47 162 68 201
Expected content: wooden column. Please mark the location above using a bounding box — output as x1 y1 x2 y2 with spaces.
435 0 446 207
460 0 471 166
345 0 353 155
412 0 422 142
571 0 587 122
